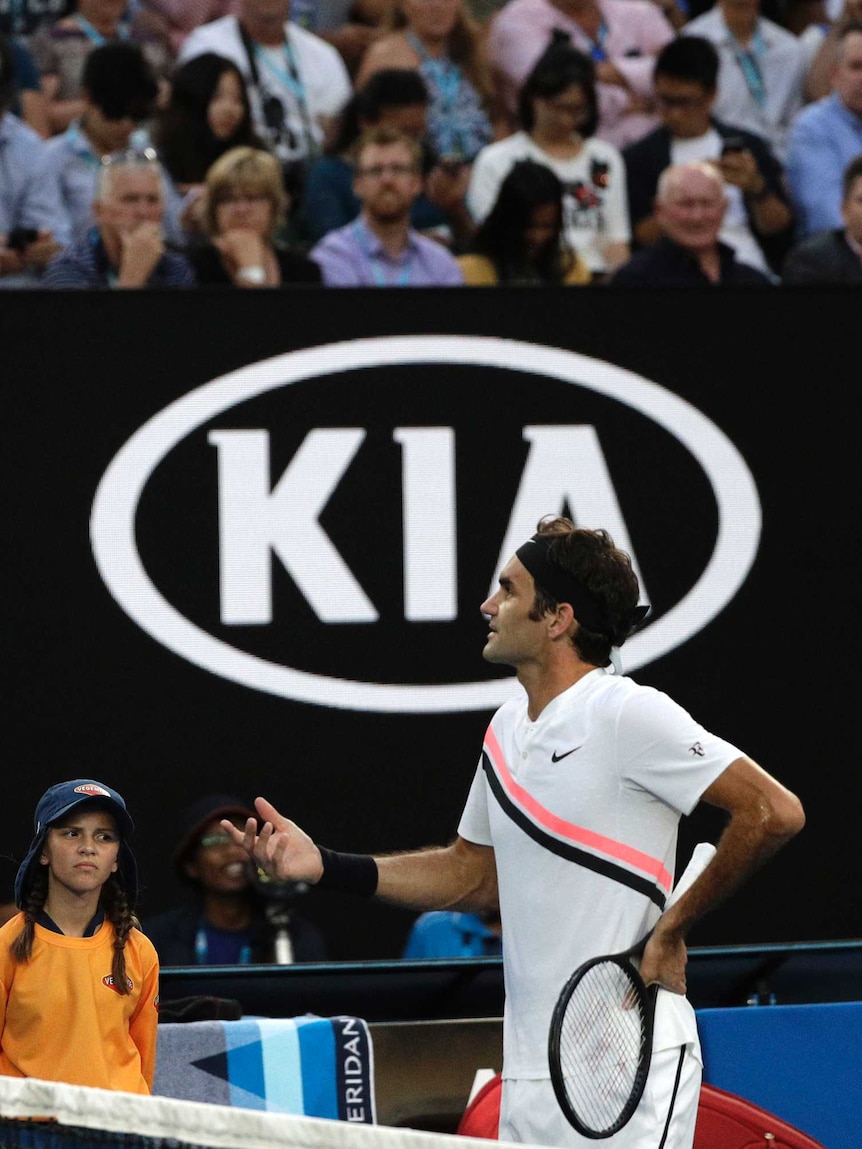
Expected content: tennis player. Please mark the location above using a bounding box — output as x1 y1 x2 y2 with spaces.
226 516 805 1149
0 780 159 1092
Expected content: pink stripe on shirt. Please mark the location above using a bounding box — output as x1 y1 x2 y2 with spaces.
483 724 673 893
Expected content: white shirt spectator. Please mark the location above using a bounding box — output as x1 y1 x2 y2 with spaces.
467 131 630 273
178 16 351 165
682 4 808 160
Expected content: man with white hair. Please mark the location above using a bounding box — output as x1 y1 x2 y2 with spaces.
42 147 195 288
609 159 773 283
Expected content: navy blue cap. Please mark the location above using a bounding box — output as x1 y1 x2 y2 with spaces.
15 779 139 909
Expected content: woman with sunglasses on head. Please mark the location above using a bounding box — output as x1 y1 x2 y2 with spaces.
458 158 590 283
0 780 159 1092
467 31 630 281
188 144 322 286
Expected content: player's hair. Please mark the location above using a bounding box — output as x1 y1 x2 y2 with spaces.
10 866 139 995
527 516 641 665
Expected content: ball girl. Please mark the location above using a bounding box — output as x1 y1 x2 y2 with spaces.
0 779 159 1092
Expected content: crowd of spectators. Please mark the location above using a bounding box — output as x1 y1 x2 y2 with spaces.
1 0 861 288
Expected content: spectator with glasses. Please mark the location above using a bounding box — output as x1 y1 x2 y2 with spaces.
467 33 631 280
188 144 322 286
623 35 793 277
142 794 329 965
310 123 464 283
34 42 159 243
41 145 195 286
485 0 677 149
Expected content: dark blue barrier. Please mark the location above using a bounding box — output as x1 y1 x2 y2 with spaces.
699 1000 862 1149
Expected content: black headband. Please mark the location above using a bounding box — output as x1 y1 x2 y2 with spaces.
515 534 649 644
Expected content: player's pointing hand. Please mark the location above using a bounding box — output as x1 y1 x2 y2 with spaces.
221 795 324 884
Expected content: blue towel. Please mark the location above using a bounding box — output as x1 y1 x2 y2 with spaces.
153 1014 376 1123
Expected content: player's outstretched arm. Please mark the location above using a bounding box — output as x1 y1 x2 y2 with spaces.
375 837 498 913
224 797 498 912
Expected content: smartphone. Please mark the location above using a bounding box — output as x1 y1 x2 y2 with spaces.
721 136 746 157
6 227 39 251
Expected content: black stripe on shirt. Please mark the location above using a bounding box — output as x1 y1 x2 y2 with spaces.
481 751 667 909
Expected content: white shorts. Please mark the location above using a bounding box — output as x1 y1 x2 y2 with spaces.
499 1044 702 1149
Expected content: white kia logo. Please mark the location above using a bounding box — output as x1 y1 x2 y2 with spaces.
90 336 760 713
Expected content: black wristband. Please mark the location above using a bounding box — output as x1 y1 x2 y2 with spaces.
317 847 378 897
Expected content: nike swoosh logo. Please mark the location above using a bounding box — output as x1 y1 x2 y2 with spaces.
551 746 582 762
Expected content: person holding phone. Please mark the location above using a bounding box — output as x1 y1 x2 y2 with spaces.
623 35 794 277
0 32 69 284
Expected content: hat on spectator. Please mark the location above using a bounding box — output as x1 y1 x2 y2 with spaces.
173 793 258 877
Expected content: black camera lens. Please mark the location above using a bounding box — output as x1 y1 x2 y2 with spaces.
262 94 285 133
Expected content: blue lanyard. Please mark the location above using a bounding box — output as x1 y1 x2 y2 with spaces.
74 14 130 44
406 32 463 110
581 20 609 62
67 121 102 166
352 221 413 286
732 25 767 108
254 40 306 104
194 926 253 965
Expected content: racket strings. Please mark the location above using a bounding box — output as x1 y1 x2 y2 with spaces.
557 960 648 1134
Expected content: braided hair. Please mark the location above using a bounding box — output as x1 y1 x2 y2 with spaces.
100 875 140 995
10 847 140 996
10 866 48 964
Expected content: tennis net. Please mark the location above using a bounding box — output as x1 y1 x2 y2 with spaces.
0 1075 501 1149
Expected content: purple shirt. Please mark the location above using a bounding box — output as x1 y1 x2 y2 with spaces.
486 0 674 149
310 216 465 287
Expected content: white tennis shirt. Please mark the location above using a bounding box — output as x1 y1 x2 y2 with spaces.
458 667 740 1078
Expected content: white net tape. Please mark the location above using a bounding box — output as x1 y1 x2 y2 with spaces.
0 1076 508 1149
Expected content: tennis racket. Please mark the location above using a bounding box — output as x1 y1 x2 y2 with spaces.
548 841 717 1139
